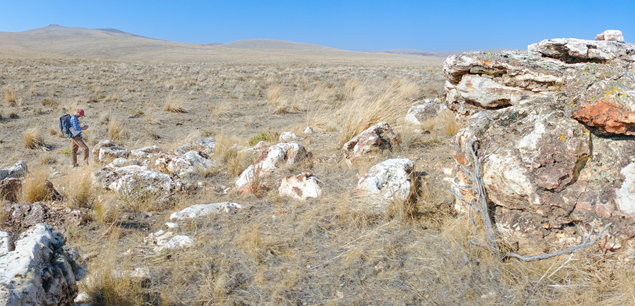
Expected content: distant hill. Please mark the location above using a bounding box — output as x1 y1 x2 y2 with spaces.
0 25 449 65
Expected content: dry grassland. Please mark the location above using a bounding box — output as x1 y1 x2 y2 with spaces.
1 56 633 305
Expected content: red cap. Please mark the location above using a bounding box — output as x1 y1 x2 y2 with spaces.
77 109 85 116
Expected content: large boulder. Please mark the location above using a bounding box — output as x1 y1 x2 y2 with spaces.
92 165 182 199
279 172 323 200
356 159 414 210
236 142 309 189
0 161 27 181
0 224 85 306
342 122 399 160
445 35 635 249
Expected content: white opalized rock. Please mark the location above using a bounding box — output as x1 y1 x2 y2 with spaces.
279 132 297 142
156 235 194 251
107 158 141 168
405 100 446 124
456 75 527 108
0 224 85 305
175 137 215 155
279 172 322 200
0 160 27 180
236 142 308 188
92 165 182 198
169 202 243 221
342 122 399 160
356 158 414 209
596 30 624 42
144 230 175 246
617 163 635 215
130 145 164 160
156 150 214 180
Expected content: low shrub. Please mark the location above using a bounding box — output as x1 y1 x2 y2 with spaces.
248 130 279 145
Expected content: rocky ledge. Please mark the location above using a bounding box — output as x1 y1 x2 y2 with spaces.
445 33 635 252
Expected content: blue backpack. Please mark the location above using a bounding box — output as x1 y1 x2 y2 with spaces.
59 114 72 137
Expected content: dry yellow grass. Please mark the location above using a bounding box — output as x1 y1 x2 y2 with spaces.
22 128 46 149
164 96 185 113
3 88 16 106
19 167 50 203
336 79 421 146
108 118 122 141
64 168 94 209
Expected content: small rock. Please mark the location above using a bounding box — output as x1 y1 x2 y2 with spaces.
144 230 175 246
170 202 243 221
279 132 297 142
405 100 446 124
596 29 624 42
164 222 179 229
342 122 399 160
279 172 323 200
303 126 314 135
156 235 194 251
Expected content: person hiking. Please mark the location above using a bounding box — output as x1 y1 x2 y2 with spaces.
69 109 89 167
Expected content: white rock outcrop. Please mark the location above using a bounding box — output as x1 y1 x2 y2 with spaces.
279 172 322 200
169 202 243 221
356 159 415 208
92 140 128 163
0 160 27 180
0 224 85 306
236 142 308 188
92 165 182 198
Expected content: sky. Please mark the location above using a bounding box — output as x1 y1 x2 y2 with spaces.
1 0 634 52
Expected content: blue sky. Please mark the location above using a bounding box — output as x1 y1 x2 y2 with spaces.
1 0 633 51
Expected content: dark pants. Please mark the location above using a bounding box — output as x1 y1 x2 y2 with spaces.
71 136 89 167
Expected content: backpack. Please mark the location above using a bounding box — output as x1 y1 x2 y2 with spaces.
59 114 72 137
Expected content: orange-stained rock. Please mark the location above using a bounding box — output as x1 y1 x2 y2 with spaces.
573 98 635 135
